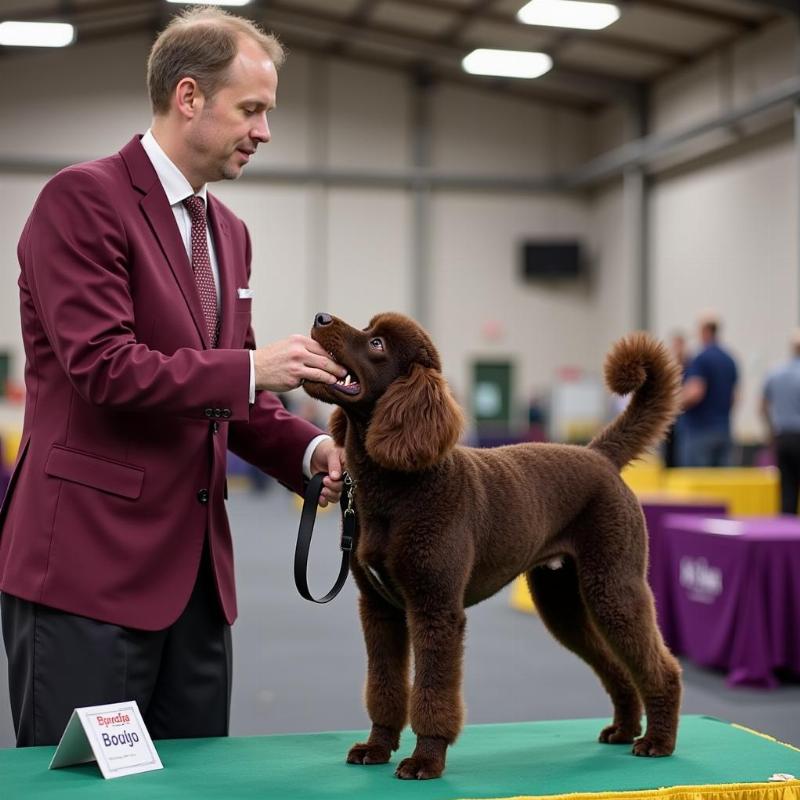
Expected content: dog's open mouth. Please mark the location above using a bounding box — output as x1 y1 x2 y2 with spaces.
333 369 361 396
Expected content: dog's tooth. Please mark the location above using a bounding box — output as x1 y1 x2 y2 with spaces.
344 374 351 386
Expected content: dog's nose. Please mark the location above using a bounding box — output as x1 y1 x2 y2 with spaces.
314 313 333 327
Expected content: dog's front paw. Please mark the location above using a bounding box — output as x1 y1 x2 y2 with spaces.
632 735 675 757
395 755 444 780
346 741 392 765
599 721 641 744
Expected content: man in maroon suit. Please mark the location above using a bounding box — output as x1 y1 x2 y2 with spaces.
0 7 346 746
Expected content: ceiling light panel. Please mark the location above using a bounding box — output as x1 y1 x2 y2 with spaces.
518 0 620 31
462 48 552 79
0 21 75 47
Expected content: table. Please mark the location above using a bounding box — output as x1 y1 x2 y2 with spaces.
1 716 798 800
662 514 800 687
639 495 728 643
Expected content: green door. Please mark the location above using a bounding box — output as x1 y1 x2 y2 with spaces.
472 361 512 428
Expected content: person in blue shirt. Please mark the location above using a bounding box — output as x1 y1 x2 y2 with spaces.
762 330 800 513
679 313 738 467
662 330 689 467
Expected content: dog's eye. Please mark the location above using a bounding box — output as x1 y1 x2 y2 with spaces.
369 337 384 352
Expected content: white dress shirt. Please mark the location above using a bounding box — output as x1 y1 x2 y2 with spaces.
140 130 328 478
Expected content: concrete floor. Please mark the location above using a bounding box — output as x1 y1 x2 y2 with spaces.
1 486 799 750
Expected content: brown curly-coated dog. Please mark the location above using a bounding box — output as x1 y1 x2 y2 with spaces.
303 311 683 781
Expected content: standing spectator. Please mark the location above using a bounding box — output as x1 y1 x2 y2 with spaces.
662 331 688 467
679 313 738 467
762 330 800 514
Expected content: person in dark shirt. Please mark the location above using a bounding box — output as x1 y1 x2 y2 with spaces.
662 331 688 467
679 313 738 467
762 330 800 513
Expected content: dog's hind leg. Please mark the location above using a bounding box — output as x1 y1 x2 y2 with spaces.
346 589 410 766
576 531 682 757
395 603 466 780
527 560 643 744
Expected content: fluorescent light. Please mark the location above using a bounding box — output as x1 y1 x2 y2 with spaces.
166 0 252 6
0 21 74 47
462 48 552 79
518 0 620 31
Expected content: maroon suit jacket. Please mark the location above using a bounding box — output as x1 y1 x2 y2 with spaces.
0 136 322 630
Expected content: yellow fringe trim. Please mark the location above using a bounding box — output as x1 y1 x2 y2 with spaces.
730 724 800 753
461 780 800 800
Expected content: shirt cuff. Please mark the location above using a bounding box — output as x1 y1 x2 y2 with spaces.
303 434 332 479
248 350 256 404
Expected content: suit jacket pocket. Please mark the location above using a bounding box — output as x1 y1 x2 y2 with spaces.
45 445 144 500
233 297 252 347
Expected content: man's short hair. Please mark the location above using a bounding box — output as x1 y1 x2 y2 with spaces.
790 328 800 355
147 6 285 115
698 309 720 338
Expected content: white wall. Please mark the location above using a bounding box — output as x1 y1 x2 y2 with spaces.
649 17 799 439
650 135 797 440
589 17 799 440
0 31 600 435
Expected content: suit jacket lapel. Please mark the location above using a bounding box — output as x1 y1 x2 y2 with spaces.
207 195 236 349
120 136 210 349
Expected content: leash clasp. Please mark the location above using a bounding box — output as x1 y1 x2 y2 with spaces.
343 471 357 517
340 471 357 552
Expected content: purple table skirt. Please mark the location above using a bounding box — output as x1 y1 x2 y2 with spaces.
662 513 800 688
640 498 727 646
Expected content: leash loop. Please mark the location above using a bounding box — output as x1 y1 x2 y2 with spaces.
294 471 356 603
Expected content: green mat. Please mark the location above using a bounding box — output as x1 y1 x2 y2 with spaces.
1 715 798 800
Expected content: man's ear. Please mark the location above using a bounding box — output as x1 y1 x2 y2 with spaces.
328 407 348 447
175 77 200 119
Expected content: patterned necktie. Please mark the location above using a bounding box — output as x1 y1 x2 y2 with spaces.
182 195 219 347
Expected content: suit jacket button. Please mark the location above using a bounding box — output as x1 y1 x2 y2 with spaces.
197 489 209 504
205 408 213 418
222 409 231 419
214 409 222 418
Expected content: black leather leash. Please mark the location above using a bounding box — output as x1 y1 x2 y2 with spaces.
294 471 356 603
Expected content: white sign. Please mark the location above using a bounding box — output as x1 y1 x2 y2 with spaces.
679 556 723 604
49 701 163 779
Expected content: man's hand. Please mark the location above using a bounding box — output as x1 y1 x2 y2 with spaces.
309 439 345 508
254 335 346 392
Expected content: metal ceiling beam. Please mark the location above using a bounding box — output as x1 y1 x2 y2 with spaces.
271 26 603 110
0 0 602 112
565 74 800 187
631 0 760 29
391 0 691 63
747 0 800 15
328 0 381 55
438 0 503 44
2 0 154 22
255 0 642 101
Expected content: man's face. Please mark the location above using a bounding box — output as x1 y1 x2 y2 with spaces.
187 36 277 184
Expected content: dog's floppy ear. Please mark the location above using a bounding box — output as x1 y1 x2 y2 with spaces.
328 407 348 447
366 363 464 471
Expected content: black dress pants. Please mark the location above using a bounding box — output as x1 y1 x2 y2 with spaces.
776 431 800 514
1 542 232 747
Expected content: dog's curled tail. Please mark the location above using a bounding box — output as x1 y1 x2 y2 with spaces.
589 332 682 471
